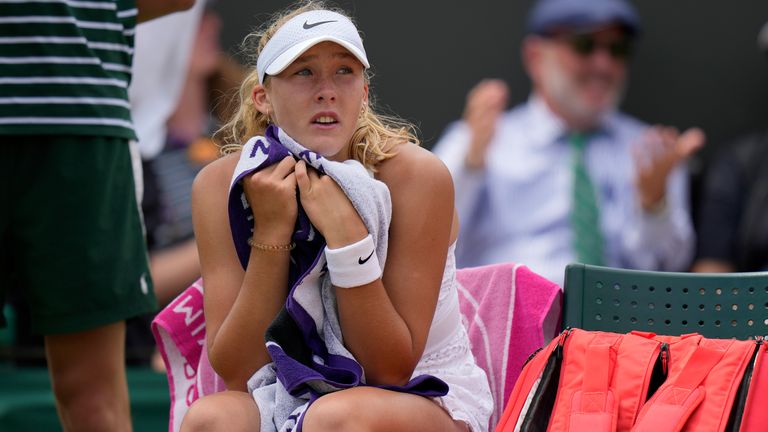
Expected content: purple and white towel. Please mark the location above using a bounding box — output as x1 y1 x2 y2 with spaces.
229 126 448 432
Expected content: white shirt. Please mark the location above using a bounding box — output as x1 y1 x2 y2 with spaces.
432 96 695 287
129 2 205 159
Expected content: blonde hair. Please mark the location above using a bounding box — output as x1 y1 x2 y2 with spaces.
217 1 419 169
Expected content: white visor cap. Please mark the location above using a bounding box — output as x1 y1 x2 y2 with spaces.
256 10 369 84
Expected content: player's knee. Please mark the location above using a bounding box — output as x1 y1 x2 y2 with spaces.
181 397 227 432
182 394 259 432
302 392 372 432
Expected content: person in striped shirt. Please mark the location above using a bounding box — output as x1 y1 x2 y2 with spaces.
0 1 194 431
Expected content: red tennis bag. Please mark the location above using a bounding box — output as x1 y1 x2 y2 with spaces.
495 328 766 432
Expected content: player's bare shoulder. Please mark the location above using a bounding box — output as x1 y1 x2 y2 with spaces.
376 143 454 202
192 151 240 207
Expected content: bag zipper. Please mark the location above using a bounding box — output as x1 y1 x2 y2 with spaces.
646 342 669 402
517 328 573 431
724 336 762 431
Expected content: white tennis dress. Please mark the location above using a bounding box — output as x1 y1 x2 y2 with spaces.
413 243 493 431
249 242 494 432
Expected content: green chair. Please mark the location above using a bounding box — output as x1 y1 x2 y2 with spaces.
563 263 768 339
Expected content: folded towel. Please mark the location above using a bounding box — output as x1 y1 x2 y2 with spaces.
456 263 562 428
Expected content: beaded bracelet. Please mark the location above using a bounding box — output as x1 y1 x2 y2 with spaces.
247 237 296 252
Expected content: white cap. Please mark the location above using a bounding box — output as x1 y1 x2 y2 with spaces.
256 10 369 84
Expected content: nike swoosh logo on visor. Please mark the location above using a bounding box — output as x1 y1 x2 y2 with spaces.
303 20 337 29
358 250 374 265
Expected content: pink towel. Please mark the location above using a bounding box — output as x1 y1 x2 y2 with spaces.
153 264 562 431
151 279 225 432
456 263 562 428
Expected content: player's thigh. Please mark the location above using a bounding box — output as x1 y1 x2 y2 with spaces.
303 387 468 432
181 391 261 432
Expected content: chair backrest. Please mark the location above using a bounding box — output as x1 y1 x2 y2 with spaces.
563 263 768 339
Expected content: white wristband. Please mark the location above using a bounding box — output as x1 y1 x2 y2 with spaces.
324 234 381 288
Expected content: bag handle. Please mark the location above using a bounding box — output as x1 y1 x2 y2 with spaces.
567 334 619 432
631 338 732 432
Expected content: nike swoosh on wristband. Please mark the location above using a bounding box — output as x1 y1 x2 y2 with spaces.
303 20 337 29
358 250 374 265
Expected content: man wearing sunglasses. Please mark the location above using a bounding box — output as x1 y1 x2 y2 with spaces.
433 0 704 286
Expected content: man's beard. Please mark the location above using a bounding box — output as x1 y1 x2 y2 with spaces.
540 53 625 128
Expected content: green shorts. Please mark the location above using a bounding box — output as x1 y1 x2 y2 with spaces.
0 136 156 335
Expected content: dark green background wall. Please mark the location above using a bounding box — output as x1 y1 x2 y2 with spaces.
213 0 768 167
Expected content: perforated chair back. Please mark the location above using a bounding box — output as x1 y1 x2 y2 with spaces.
563 263 768 339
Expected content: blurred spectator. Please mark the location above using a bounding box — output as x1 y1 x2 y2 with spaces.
133 4 214 307
121 1 205 369
0 1 194 431
127 4 245 368
134 5 244 307
692 22 768 273
432 0 704 286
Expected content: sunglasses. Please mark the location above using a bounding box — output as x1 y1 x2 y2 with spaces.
562 34 633 60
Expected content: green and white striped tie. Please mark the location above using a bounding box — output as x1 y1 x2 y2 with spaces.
569 133 605 265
